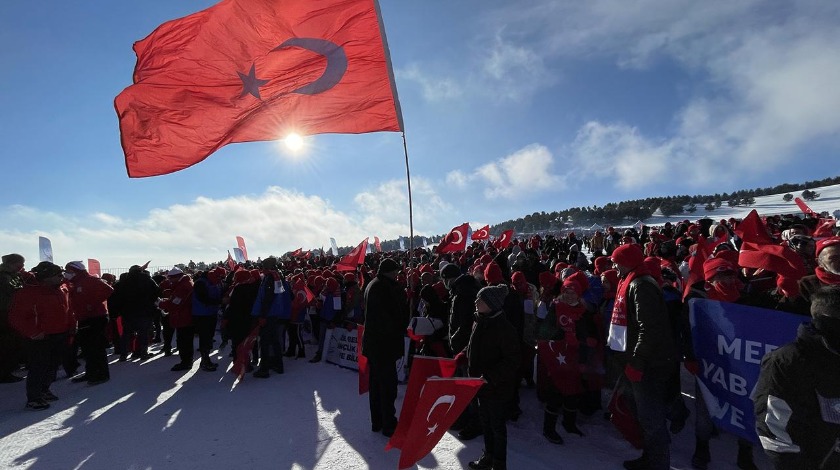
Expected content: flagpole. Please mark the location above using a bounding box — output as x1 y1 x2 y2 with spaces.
402 132 415 266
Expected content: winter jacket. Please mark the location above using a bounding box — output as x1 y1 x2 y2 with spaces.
448 274 481 354
466 309 521 402
67 273 113 321
159 275 194 329
111 271 160 319
251 272 292 319
614 275 677 373
754 323 840 469
192 276 222 317
362 273 409 363
9 283 74 338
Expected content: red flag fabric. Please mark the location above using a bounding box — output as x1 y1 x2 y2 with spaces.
336 238 369 272
536 340 583 396
236 236 249 261
794 197 819 217
608 380 644 449
812 218 837 238
231 324 261 380
374 236 382 252
290 248 303 258
116 0 403 178
734 209 774 245
471 225 490 240
386 356 458 450
226 250 236 271
436 223 469 253
395 377 484 469
357 325 369 395
87 259 101 277
494 229 515 249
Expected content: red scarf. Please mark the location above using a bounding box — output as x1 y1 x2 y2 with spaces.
815 267 840 286
608 266 650 352
555 301 585 344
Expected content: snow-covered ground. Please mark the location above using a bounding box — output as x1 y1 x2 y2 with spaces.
8 183 837 469
0 338 769 470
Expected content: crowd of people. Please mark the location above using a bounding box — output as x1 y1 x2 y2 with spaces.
1 212 839 470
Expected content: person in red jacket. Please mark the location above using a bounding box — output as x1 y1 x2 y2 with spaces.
64 261 113 385
8 261 75 410
158 268 195 371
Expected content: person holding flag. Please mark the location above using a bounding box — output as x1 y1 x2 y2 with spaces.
64 261 113 385
460 284 521 470
607 243 677 470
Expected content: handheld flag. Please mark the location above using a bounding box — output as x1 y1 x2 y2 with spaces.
38 236 53 262
335 238 368 272
471 225 490 240
236 236 249 261
436 223 469 253
330 237 340 256
87 259 102 277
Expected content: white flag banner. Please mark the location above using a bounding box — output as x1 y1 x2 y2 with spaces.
38 236 53 262
330 237 339 256
233 248 245 263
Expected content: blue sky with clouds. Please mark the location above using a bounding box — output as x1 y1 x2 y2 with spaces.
1 0 839 269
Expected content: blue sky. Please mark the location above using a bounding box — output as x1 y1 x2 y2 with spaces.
1 0 839 269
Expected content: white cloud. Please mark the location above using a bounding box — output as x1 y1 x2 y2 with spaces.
447 144 562 199
478 34 556 101
0 184 448 271
484 1 840 190
396 64 463 102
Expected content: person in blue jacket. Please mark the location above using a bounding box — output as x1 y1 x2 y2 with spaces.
251 257 292 378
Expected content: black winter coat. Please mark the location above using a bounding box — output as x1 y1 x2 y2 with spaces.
448 274 481 354
614 275 677 373
754 323 840 469
466 310 521 402
362 274 409 363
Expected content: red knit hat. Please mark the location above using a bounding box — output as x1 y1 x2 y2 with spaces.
816 236 840 257
484 262 504 285
611 244 645 270
703 257 737 281
538 271 558 290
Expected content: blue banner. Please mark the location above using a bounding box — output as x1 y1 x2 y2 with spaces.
688 299 806 443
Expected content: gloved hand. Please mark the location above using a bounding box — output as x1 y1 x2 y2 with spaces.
624 364 644 382
683 360 700 376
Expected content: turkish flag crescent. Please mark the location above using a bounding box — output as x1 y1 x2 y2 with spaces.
116 0 403 177
386 356 458 450
395 377 484 469
471 225 490 240
495 229 514 249
336 238 369 272
436 223 469 253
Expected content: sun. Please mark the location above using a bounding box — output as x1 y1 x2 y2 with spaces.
284 132 304 151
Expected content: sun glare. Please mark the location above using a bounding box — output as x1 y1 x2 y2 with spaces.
284 133 304 151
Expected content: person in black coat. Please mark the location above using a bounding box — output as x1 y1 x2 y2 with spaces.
754 285 840 469
111 265 160 360
464 285 521 470
362 258 409 437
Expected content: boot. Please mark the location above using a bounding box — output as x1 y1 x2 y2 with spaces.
309 352 322 363
691 438 711 470
542 411 564 444
253 368 270 378
272 357 284 374
622 453 649 470
736 442 758 470
468 453 493 470
284 349 296 357
561 409 584 436
297 347 306 359
200 359 218 372
492 459 506 470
